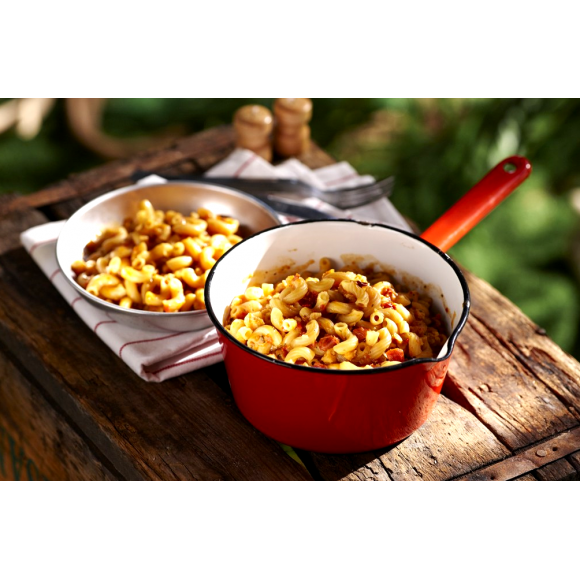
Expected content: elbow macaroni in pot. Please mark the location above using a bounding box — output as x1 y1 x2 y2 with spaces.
223 265 448 371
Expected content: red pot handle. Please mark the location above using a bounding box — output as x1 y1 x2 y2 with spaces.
420 156 532 253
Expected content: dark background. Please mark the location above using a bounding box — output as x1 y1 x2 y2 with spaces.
1 98 579 359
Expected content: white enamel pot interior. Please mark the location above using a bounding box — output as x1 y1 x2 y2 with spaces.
207 219 470 367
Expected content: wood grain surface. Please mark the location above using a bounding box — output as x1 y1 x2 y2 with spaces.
456 427 580 481
1 126 580 480
305 396 509 481
444 272 580 451
0 245 311 480
0 352 116 481
534 458 579 481
568 450 580 470
0 201 310 480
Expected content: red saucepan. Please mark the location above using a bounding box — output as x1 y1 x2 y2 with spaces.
205 156 532 453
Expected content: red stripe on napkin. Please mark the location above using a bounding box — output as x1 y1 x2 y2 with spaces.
150 351 220 376
233 153 257 177
29 238 58 255
94 320 117 332
118 332 185 360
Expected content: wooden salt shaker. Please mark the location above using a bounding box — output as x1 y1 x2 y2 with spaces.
274 98 313 158
233 104 273 162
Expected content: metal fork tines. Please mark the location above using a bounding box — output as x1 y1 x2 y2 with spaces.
320 176 395 208
134 172 395 210
198 176 395 209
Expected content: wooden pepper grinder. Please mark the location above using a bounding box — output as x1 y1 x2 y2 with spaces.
233 104 273 162
274 98 312 158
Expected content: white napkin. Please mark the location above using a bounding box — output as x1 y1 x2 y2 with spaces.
20 149 410 382
206 149 410 228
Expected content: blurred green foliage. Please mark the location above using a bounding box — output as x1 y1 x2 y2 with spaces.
327 99 580 356
1 98 579 358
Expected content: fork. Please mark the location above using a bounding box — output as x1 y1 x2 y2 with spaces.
132 172 395 210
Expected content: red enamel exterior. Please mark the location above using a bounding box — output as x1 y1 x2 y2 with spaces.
218 330 450 453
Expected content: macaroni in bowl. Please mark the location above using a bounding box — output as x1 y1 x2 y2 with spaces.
224 259 448 370
71 199 242 312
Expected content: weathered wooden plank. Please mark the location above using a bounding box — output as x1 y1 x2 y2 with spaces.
0 219 311 481
0 351 116 481
0 126 236 217
444 271 580 450
38 134 332 222
534 458 579 481
457 427 580 481
308 395 510 481
568 451 580 473
0 125 331 221
0 196 46 254
31 133 332 222
470 270 580 419
376 395 510 481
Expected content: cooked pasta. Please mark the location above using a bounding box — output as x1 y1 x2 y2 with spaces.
224 261 448 370
72 199 242 312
